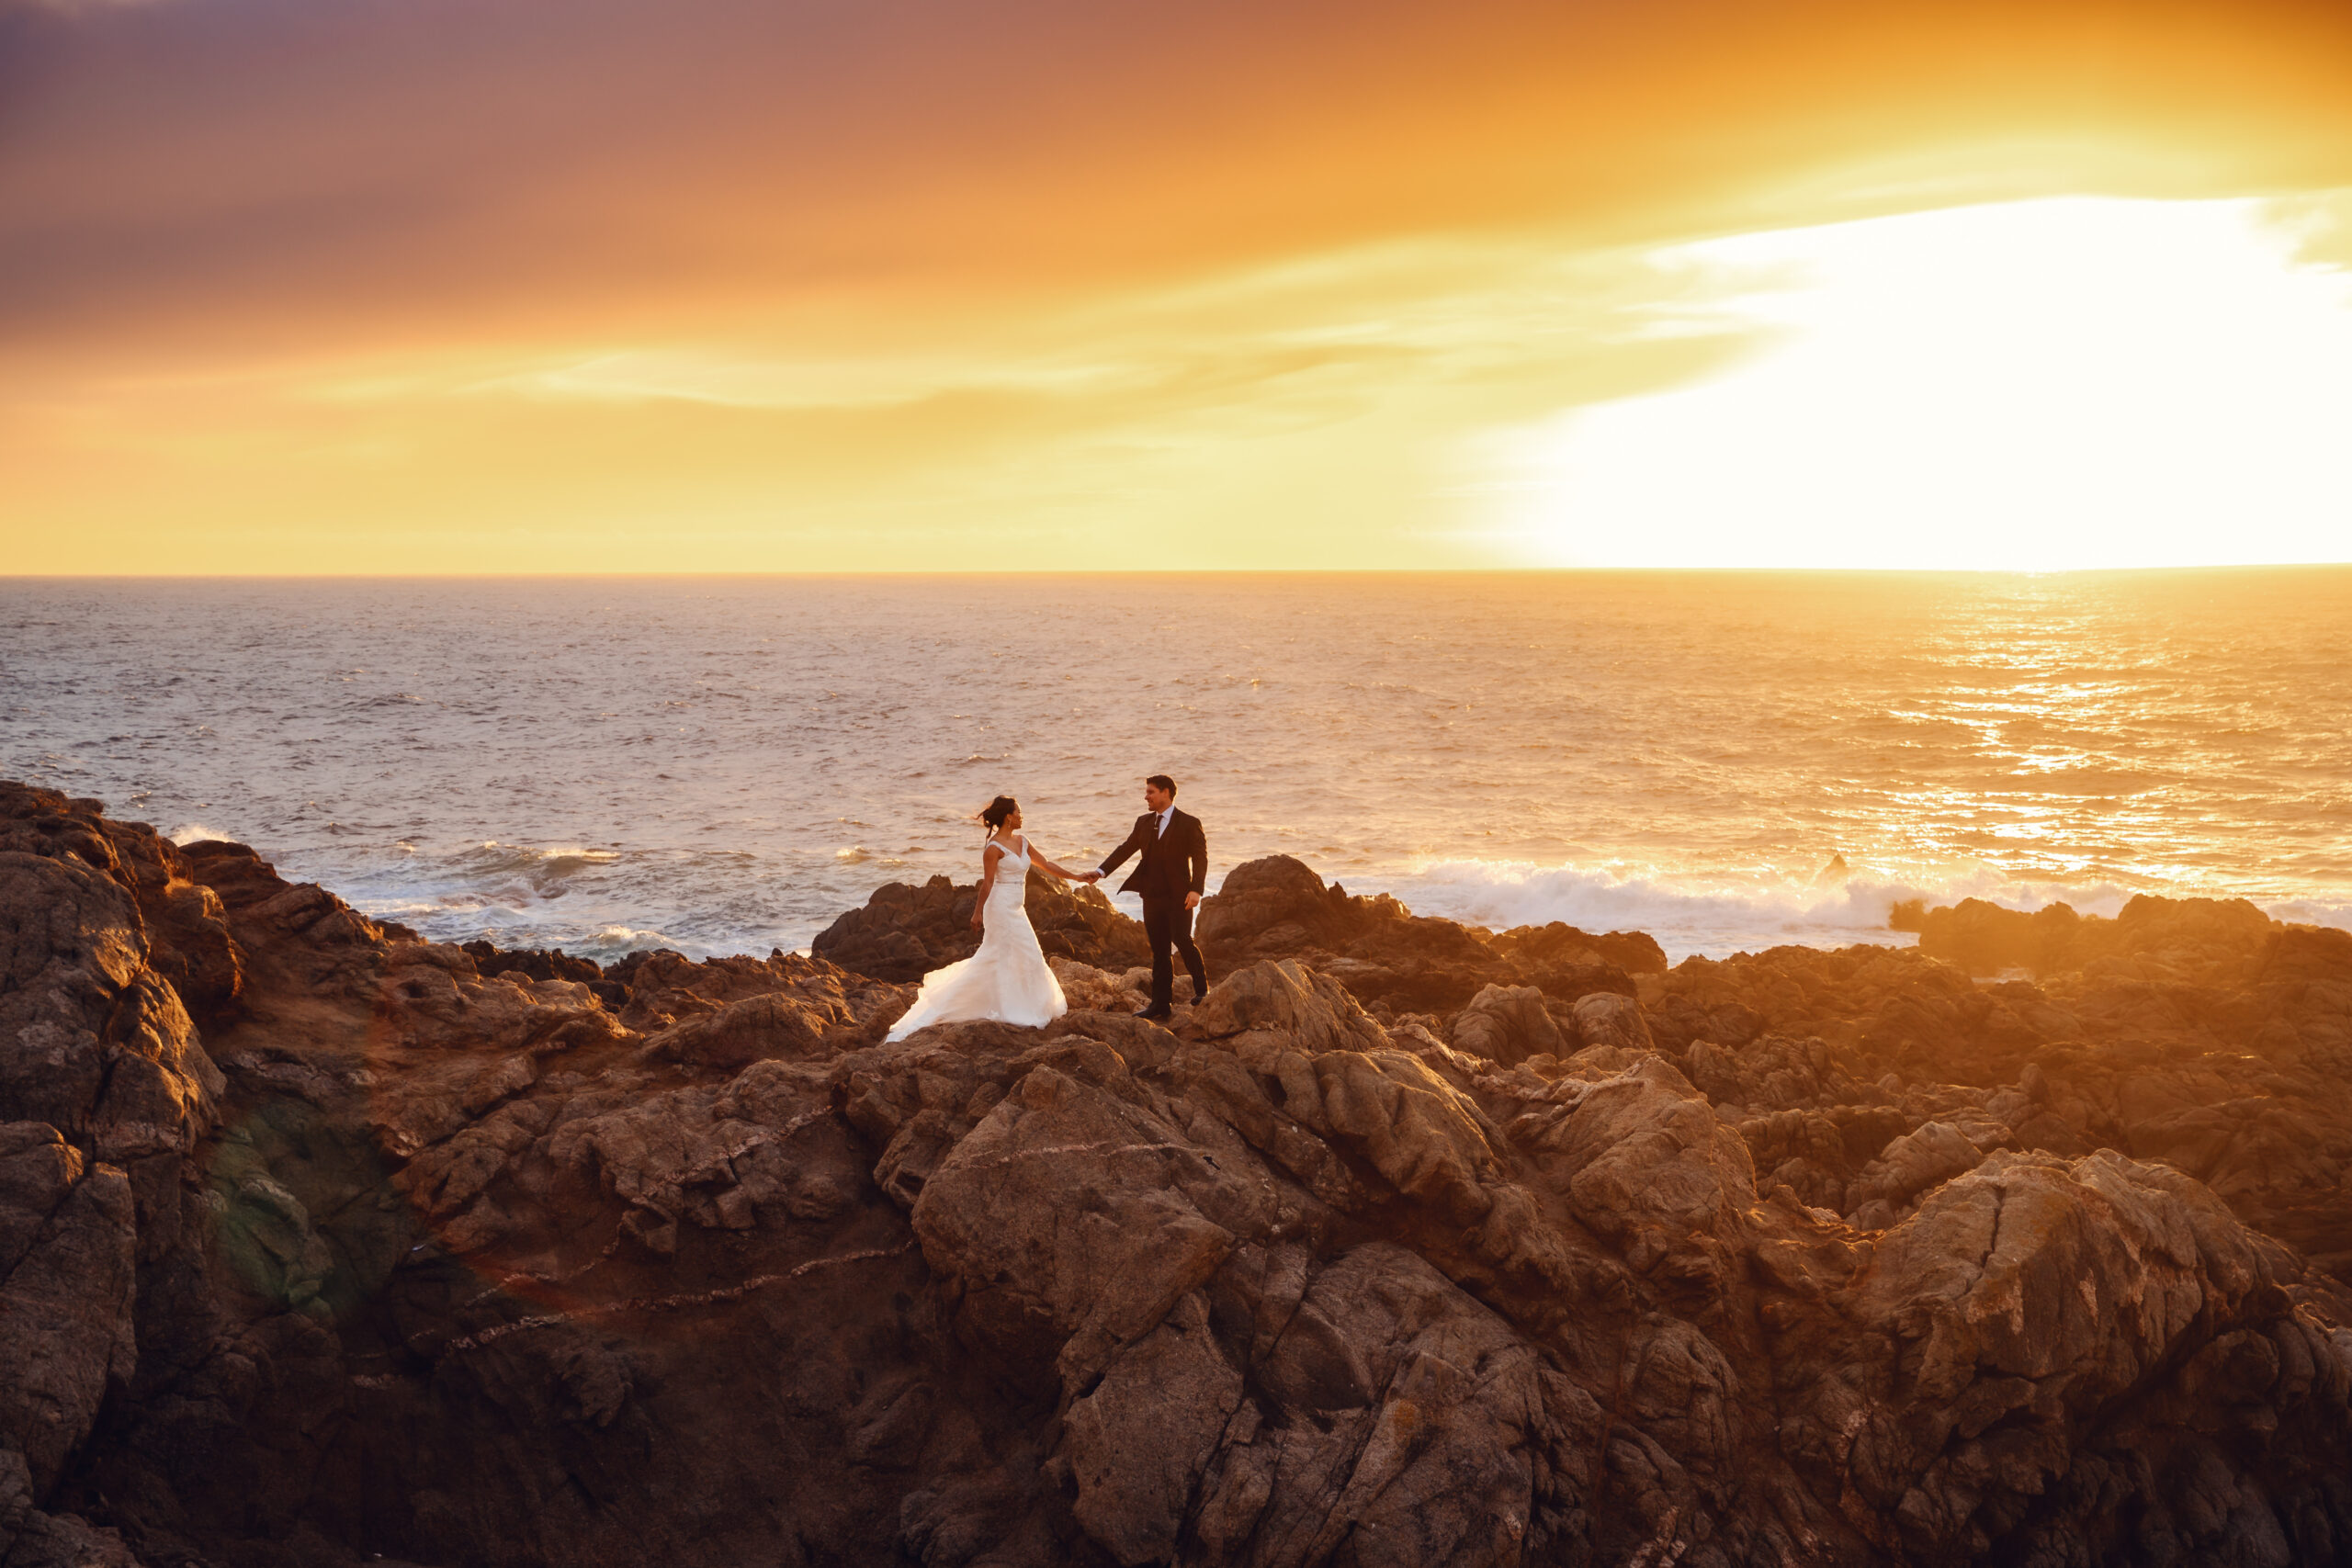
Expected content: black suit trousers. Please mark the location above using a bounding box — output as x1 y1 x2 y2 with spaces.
1142 895 1207 1010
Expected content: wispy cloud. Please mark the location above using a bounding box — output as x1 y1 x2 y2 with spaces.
7 0 2352 568
3 0 172 14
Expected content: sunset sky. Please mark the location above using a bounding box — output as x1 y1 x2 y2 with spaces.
6 0 2352 571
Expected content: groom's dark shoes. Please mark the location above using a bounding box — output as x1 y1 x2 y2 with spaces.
1134 1004 1173 1021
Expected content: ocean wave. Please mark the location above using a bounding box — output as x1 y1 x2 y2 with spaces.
334 877 742 961
169 823 233 846
2258 896 2352 931
467 841 620 866
574 924 683 959
433 841 622 898
1382 859 2155 962
310 839 795 963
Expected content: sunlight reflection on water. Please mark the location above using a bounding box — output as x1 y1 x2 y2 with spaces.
5 570 2348 961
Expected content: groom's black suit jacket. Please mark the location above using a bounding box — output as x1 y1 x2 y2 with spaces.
1100 807 1207 901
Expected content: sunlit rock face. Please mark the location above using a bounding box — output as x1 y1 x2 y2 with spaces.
1194 853 1662 1014
3 780 2349 1568
813 868 1151 983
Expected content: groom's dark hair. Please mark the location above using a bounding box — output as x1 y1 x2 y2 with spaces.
1147 774 1177 796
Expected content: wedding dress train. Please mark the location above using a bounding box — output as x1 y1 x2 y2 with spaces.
885 833 1068 1042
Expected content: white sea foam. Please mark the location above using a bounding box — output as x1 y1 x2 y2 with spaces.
2256 897 2352 932
580 924 684 958
1386 859 2152 962
168 823 232 846
1380 858 2352 962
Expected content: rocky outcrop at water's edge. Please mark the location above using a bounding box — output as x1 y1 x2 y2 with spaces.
814 868 1152 982
3 784 2350 1568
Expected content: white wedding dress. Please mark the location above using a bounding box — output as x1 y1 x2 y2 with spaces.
885 833 1069 1042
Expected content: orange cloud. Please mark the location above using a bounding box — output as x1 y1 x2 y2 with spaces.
4 0 2351 569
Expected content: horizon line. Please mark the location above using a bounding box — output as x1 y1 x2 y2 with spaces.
8 562 2352 582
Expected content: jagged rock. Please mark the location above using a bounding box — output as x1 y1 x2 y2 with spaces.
1069 1245 1574 1568
1569 990 1656 1054
1503 1055 1757 1292
1917 893 2289 985
1194 860 1505 1020
1912 897 2090 978
1631 922 2352 1284
1 791 244 1032
1451 983 1566 1066
0 795 225 1268
640 984 865 1072
1046 955 1147 1013
460 939 602 986
812 870 1149 982
458 938 628 1010
1189 853 1340 951
1190 958 1392 1057
1197 855 1640 1013
1822 1149 2314 1561
1842 1120 1984 1227
1681 1032 1845 1118
1488 917 1670 976
0 1125 137 1494
4 781 2350 1568
96 825 245 1029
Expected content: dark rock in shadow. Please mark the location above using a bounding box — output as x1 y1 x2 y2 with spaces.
3 781 2348 1568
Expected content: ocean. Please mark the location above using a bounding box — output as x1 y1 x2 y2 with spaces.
7 571 2350 964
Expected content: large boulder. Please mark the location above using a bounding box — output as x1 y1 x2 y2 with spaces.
1451 982 1567 1066
1569 990 1657 1054
1915 894 2286 985
1189 958 1392 1057
1488 918 1669 977
1192 854 1349 953
1812 1150 2325 1562
812 869 1149 982
1197 855 1641 1014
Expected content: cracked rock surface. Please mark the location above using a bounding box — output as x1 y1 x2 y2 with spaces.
2 791 2348 1568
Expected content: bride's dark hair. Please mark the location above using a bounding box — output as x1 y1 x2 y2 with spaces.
978 795 1019 831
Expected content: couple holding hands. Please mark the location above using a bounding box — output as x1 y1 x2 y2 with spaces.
884 774 1208 1042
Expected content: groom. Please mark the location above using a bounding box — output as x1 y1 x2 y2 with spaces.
1085 773 1208 1020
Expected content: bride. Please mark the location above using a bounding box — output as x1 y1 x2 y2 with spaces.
885 795 1087 1042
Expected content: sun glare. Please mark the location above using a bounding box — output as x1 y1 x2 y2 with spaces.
1484 196 2352 570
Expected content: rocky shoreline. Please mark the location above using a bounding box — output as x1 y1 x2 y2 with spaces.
3 779 2348 1567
